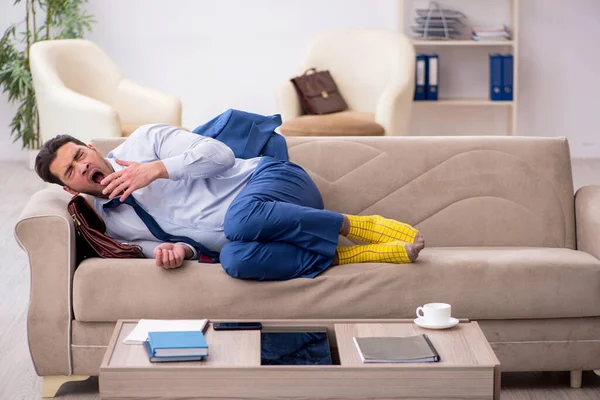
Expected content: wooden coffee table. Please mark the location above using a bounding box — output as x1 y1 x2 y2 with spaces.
100 319 500 399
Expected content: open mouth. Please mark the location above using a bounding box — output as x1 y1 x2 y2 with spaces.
89 169 105 185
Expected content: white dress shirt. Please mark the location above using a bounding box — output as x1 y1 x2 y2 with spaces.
94 124 261 258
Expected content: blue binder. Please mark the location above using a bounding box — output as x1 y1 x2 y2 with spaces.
502 55 514 101
426 54 439 100
489 54 503 101
414 54 428 101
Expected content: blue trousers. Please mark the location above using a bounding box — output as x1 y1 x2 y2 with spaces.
221 157 343 280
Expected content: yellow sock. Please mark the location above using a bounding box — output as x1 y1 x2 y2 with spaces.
346 215 419 244
337 241 413 265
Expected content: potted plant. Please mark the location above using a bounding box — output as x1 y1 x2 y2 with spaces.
0 0 94 169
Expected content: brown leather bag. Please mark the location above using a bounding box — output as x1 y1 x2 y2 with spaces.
67 195 144 261
291 68 348 115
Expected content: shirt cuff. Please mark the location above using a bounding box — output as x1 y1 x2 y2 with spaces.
176 242 197 260
161 155 186 181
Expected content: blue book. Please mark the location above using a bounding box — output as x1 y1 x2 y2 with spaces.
426 54 439 100
147 330 208 357
489 54 503 101
414 54 428 101
143 339 206 363
502 54 513 101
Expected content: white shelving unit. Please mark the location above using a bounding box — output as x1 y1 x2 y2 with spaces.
418 99 512 106
412 40 515 47
399 0 519 136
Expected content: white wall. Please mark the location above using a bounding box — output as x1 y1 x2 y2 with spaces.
86 0 398 127
519 0 600 157
1 0 599 160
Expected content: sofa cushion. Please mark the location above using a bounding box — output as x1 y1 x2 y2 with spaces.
279 111 384 136
73 247 600 322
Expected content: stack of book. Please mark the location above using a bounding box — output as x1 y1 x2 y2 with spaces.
123 319 210 363
144 330 209 363
472 26 511 41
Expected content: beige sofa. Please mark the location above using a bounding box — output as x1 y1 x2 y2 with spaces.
16 135 600 391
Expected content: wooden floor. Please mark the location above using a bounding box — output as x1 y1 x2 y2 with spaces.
1 161 600 399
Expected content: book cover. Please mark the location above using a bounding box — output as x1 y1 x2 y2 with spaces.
123 319 209 345
147 330 208 357
353 334 440 363
143 339 206 363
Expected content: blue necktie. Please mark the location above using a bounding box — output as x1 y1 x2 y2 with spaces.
103 196 219 263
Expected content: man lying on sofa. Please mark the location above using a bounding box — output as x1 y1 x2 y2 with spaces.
34 124 424 281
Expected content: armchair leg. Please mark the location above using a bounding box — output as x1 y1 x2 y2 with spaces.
570 370 582 388
42 375 89 398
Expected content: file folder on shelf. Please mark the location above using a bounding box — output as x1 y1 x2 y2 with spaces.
414 54 428 101
489 54 503 101
502 54 513 101
426 54 439 100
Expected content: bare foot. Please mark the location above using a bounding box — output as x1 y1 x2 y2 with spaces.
414 232 425 252
404 242 421 262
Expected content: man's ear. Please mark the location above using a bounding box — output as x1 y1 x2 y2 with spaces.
63 186 79 196
88 144 97 152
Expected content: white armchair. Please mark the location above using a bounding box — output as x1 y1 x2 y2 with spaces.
30 39 182 145
277 29 415 136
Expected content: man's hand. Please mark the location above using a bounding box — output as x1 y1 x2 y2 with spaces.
153 243 190 269
101 159 168 201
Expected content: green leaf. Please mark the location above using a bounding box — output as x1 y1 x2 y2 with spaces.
3 0 93 149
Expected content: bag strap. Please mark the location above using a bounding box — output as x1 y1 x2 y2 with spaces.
303 68 317 75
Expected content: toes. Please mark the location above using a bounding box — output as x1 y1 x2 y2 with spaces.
404 243 419 262
414 232 425 250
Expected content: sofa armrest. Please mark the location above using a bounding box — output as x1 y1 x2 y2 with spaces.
374 35 415 136
375 81 414 136
575 185 600 259
276 80 302 122
14 187 76 376
37 84 122 144
116 79 182 127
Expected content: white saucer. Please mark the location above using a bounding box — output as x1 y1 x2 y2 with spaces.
414 317 459 330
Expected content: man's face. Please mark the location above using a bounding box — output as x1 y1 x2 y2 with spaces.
49 142 114 198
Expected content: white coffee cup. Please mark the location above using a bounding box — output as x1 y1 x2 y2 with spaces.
416 303 452 324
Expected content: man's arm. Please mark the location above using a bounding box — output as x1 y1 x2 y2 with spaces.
102 125 235 201
130 239 194 269
152 125 235 181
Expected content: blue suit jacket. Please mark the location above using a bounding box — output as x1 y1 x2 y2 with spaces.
192 109 289 161
189 109 288 263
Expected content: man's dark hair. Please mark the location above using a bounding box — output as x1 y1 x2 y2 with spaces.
35 135 87 186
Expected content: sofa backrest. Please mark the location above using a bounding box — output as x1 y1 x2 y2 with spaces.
92 136 575 249
287 136 575 249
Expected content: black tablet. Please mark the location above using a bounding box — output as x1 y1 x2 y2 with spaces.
260 327 333 366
